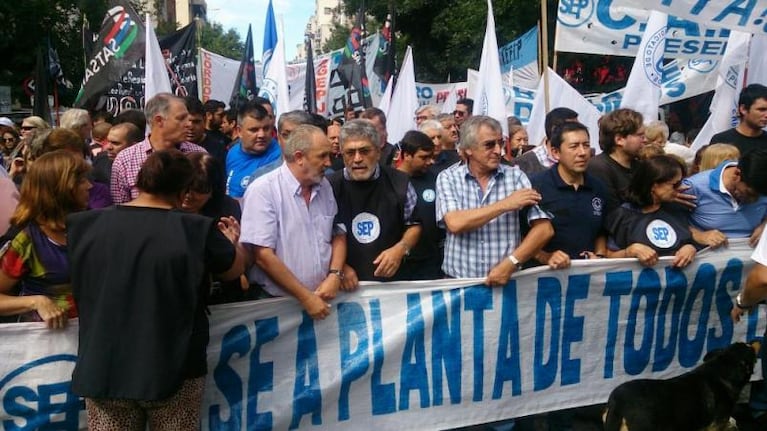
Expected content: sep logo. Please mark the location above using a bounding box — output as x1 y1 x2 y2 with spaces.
557 0 595 28
646 219 677 249
352 212 380 244
642 26 667 86
422 189 436 203
240 175 252 190
0 354 84 430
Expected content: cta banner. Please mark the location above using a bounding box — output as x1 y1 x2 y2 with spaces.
0 240 763 430
555 0 731 59
613 0 767 35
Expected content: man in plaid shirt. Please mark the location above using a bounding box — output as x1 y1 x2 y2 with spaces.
436 116 553 286
110 93 206 204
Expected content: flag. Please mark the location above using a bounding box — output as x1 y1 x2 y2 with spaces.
160 22 198 97
386 46 418 144
258 20 289 119
230 25 257 112
748 34 767 86
144 13 172 101
441 84 458 114
338 7 373 109
304 36 317 113
470 0 508 137
47 38 73 90
74 0 146 110
373 12 395 93
527 68 602 153
262 0 278 80
691 31 750 152
621 10 667 123
378 75 393 114
33 45 51 122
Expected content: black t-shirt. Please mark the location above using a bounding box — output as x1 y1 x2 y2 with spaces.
67 206 235 400
709 128 767 157
587 152 637 213
606 203 694 255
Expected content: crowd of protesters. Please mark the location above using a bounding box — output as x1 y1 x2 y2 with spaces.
2 84 767 430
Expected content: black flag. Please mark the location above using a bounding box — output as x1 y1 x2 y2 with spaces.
33 45 51 122
337 7 372 109
160 22 198 98
304 36 317 113
229 25 257 112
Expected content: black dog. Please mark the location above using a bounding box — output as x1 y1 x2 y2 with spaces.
603 341 760 431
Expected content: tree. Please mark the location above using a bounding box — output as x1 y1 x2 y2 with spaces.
334 0 550 82
199 22 244 60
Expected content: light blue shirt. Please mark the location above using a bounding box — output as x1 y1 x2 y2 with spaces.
240 163 339 296
683 160 767 238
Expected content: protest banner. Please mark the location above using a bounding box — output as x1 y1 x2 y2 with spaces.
0 240 763 430
555 0 731 59
499 26 539 90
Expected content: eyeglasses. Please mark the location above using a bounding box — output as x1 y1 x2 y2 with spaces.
20 126 36 131
453 110 468 117
3 137 15 143
343 146 375 158
480 139 503 150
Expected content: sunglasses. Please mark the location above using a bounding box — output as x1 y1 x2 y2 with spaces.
453 110 468 117
3 137 15 143
343 146 375 157
480 139 503 150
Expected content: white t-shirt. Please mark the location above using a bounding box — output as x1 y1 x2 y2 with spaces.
751 227 767 266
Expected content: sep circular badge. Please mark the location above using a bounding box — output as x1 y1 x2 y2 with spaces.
422 189 436 203
642 26 667 86
556 0 595 28
240 175 251 189
352 212 381 244
645 219 677 249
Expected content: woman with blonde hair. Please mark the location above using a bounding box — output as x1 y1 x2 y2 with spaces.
699 143 740 172
0 150 92 327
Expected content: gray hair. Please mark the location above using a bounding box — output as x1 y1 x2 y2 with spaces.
278 110 313 132
60 109 90 130
144 93 181 124
418 119 443 135
340 119 379 149
284 124 324 162
645 120 670 143
415 104 440 118
458 115 501 151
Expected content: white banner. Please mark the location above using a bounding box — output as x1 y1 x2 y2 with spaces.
199 48 240 104
555 0 731 59
0 240 764 430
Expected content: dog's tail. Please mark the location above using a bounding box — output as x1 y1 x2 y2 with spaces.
602 400 626 431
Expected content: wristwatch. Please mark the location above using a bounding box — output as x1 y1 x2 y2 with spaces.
328 269 344 280
735 292 752 310
508 254 522 271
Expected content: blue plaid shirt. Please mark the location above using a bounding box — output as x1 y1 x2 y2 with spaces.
436 163 549 278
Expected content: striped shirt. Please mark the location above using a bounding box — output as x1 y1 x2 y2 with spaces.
110 138 207 204
436 163 549 278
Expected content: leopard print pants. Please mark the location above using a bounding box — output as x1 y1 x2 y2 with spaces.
85 377 205 431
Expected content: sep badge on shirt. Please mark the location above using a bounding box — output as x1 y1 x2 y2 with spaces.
352 212 381 244
422 189 436 203
646 219 677 249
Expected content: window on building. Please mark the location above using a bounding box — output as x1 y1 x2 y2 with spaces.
324 7 332 14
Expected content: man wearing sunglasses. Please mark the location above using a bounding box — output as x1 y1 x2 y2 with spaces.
436 116 553 287
453 98 474 128
328 119 422 284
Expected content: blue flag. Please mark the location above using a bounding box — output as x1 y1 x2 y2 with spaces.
261 0 278 80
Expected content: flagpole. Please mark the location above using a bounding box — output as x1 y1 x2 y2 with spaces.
540 3 551 113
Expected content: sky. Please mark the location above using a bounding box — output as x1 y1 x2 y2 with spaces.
205 0 315 62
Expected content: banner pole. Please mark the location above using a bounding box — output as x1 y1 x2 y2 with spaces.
540 4 551 113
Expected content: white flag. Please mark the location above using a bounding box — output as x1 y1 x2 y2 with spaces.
144 14 171 100
691 31 750 152
378 76 393 115
748 34 767 86
258 18 290 120
441 84 459 114
470 0 508 136
621 10 667 123
527 68 602 153
386 46 419 144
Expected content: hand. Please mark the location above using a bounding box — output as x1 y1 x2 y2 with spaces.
501 188 542 212
341 264 359 291
373 245 406 278
9 158 24 178
315 274 341 301
627 243 658 267
217 216 240 244
300 293 331 320
546 250 571 270
731 304 746 323
485 259 514 287
580 251 604 259
673 184 696 209
671 244 696 268
695 229 728 249
33 296 67 329
750 223 766 248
